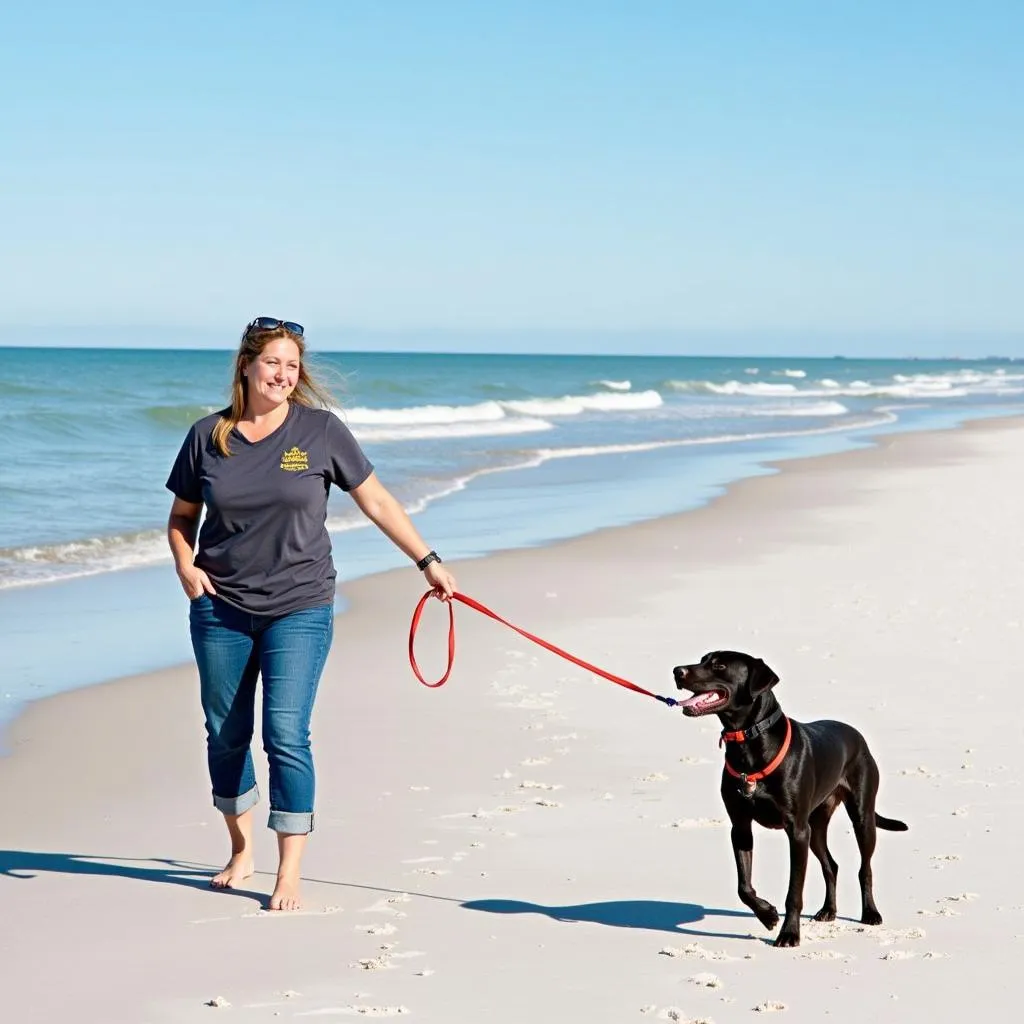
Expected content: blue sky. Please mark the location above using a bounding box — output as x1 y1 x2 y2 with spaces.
1 1 1021 355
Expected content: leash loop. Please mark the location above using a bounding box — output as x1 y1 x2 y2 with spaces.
409 590 679 707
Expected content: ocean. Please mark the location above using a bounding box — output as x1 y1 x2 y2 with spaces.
2 346 1022 732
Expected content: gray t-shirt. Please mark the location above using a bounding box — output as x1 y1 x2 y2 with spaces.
166 402 374 616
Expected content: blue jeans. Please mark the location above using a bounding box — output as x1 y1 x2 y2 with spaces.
188 595 333 834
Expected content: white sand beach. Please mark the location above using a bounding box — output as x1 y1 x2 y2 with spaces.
3 417 1022 1023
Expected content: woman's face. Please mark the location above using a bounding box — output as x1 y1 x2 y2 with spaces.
245 338 301 411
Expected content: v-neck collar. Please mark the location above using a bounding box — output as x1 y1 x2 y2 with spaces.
232 402 294 448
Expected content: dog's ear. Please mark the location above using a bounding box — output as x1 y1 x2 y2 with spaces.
748 658 780 696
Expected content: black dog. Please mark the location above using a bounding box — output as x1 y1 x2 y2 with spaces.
673 651 907 947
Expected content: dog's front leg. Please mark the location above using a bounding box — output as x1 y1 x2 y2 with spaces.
730 818 779 932
776 819 811 947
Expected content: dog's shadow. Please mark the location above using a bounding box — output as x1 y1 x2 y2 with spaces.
0 849 265 903
462 897 754 939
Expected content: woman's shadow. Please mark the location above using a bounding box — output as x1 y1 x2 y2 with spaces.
0 849 266 904
462 897 755 940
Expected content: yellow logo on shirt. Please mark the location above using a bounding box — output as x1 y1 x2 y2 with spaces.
280 446 310 472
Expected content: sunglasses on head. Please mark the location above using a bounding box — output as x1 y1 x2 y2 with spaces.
247 316 305 336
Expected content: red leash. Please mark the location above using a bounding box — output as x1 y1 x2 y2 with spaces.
408 591 680 707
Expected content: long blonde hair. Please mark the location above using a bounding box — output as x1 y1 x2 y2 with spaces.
212 321 336 456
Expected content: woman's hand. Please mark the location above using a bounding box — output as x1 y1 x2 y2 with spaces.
423 561 456 601
177 564 216 600
167 498 213 599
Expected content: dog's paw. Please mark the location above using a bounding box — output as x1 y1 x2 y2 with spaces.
861 909 883 926
755 905 780 931
773 929 801 948
812 907 837 922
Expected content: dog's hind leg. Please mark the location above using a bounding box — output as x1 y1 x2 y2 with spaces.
809 798 841 922
843 765 883 926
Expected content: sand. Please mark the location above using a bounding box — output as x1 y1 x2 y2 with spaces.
2 417 1022 1022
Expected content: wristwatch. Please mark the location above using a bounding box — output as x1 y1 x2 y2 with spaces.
416 550 442 571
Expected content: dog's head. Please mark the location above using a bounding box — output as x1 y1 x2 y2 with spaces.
672 651 780 718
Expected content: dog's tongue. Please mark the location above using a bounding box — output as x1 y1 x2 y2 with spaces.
680 692 719 711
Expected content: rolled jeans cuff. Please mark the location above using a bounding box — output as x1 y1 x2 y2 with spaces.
268 809 315 835
212 784 259 817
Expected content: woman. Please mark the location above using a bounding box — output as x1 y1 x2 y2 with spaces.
165 317 456 911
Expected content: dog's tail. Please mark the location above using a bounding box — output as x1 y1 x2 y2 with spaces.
875 813 908 832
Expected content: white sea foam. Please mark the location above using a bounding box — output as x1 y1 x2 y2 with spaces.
593 379 632 391
503 390 662 416
666 369 1024 401
351 417 553 443
534 409 896 461
706 381 802 396
339 390 662 441
749 400 848 417
342 400 506 426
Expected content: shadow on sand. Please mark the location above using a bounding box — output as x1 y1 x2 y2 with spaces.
2 852 761 940
462 897 756 939
0 849 266 904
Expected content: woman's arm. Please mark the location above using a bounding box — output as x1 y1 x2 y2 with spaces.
167 497 216 598
349 472 457 598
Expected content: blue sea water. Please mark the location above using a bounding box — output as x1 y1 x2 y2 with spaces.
1 346 1022 731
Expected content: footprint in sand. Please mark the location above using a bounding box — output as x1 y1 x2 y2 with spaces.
940 892 978 903
360 894 411 916
297 1006 410 1017
502 697 555 710
518 780 563 791
544 732 578 743
243 906 342 919
441 806 522 820
637 772 670 783
687 972 723 989
659 942 741 962
753 1001 787 1012
533 798 562 808
874 926 926 945
356 923 398 936
352 944 396 971
665 818 726 830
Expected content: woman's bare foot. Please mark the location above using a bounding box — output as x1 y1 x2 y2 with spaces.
210 852 254 889
268 870 302 911
210 808 255 889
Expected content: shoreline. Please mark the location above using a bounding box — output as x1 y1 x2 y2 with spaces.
0 411 999 741
1 404 1019 737
3 414 1022 1022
